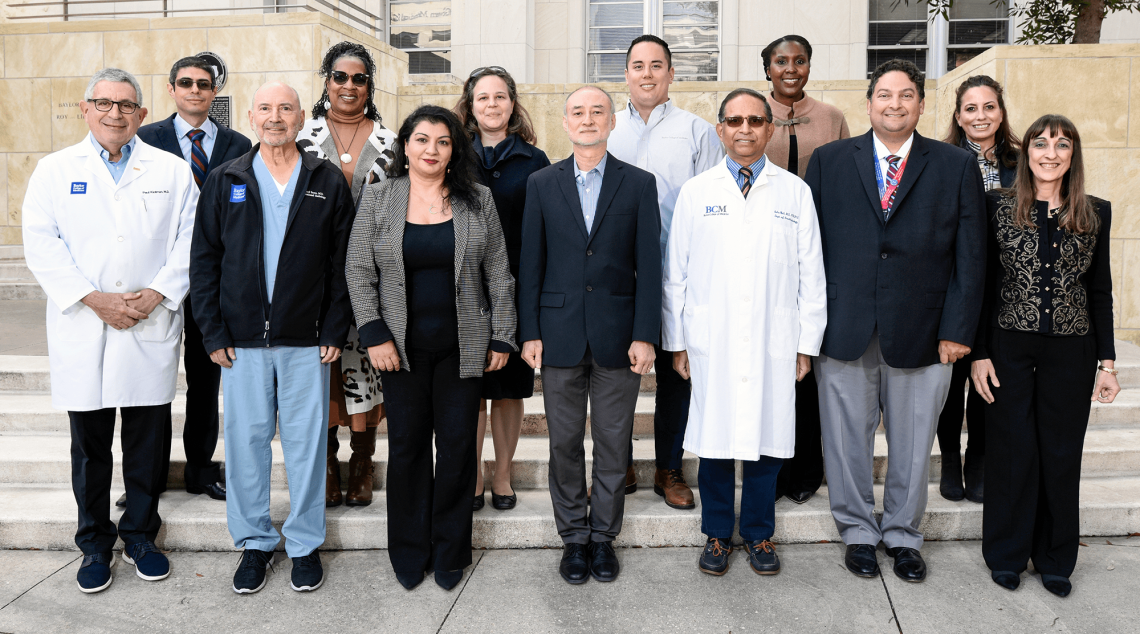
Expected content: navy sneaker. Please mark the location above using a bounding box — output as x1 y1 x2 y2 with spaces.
698 537 733 576
290 550 324 592
745 539 781 575
77 552 115 593
122 541 170 581
233 549 274 594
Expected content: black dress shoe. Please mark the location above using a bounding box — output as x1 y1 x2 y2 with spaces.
187 481 227 500
491 489 517 510
844 544 880 578
1041 574 1072 597
991 570 1020 590
472 492 485 511
434 569 463 590
588 541 620 582
559 543 589 585
395 571 424 590
885 547 927 582
115 492 127 508
787 489 814 504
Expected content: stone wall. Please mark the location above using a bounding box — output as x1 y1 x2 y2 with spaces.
402 43 1140 344
0 12 407 244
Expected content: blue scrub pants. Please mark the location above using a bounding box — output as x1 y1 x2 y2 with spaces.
698 456 783 542
222 346 329 557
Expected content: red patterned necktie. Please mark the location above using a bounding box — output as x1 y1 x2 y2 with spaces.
739 166 753 198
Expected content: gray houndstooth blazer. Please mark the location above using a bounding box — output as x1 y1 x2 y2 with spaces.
346 175 518 378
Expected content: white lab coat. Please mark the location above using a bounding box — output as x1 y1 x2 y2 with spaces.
662 157 827 460
22 134 198 411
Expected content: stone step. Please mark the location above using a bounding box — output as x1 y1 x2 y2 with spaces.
0 246 23 260
0 283 45 300
0 355 657 394
2 427 1138 490
0 392 662 436
2 476 1137 551
0 262 35 280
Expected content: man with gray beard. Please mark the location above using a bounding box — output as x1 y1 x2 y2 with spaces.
189 82 354 594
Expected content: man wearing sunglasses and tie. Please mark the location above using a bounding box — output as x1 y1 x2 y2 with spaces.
137 56 252 507
662 88 826 577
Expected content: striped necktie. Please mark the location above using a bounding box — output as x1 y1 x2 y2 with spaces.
884 154 901 211
739 166 753 198
188 129 208 187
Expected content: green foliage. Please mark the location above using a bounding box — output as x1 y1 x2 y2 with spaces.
901 0 1140 45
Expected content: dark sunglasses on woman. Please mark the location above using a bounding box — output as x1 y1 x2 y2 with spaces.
331 71 370 87
469 66 508 79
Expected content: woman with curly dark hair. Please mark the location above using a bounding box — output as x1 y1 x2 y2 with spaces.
971 115 1119 597
346 105 516 591
298 42 398 510
453 66 549 512
936 74 1022 504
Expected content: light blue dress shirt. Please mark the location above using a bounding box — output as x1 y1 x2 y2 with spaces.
172 114 217 165
90 134 136 184
726 155 767 191
573 153 607 235
252 153 302 302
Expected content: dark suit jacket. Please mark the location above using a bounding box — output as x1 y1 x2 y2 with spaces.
804 130 987 368
518 153 661 369
138 114 252 174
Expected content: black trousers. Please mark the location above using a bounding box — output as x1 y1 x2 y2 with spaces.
381 346 483 573
776 370 824 495
652 344 690 470
70 404 168 554
936 357 986 462
160 296 222 491
982 328 1097 577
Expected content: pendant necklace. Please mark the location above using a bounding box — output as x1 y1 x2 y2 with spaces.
428 194 445 215
330 119 363 164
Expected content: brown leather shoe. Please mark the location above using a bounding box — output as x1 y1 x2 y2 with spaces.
653 468 695 509
326 433 343 508
345 427 377 507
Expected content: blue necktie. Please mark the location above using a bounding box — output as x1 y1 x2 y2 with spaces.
188 129 208 187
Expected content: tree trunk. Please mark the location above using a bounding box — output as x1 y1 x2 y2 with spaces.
1073 0 1106 43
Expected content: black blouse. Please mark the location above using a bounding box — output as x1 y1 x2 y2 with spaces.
403 220 458 351
974 191 1115 361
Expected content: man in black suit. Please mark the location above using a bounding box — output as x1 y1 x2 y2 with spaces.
804 59 986 583
133 56 253 504
519 85 661 585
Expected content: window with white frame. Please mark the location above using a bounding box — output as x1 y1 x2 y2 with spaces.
587 0 719 83
867 0 1012 78
390 0 452 74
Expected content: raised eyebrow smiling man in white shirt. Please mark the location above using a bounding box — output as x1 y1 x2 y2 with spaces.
608 34 725 510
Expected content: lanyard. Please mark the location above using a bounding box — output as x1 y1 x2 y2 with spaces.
873 145 908 211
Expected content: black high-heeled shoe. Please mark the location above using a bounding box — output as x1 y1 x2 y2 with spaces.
1041 574 1072 597
991 570 1020 590
939 453 965 501
491 489 517 510
395 571 424 590
472 491 485 511
435 569 463 590
963 456 984 503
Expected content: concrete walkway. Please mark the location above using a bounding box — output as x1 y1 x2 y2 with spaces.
2 540 1139 633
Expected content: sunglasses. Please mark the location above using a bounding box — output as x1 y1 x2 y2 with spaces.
174 77 214 91
470 66 508 79
722 115 768 127
331 71 370 87
86 98 140 115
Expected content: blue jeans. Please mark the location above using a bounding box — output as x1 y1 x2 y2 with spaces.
698 456 783 542
222 346 329 557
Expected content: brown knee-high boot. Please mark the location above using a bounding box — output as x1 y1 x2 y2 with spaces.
346 426 377 506
326 426 343 507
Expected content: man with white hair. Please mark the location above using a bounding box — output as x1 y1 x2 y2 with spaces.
190 82 355 594
23 68 197 593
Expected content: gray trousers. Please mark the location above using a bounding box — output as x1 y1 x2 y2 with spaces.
816 332 953 550
543 347 642 544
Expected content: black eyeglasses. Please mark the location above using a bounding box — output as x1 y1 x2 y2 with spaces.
331 71 370 87
722 115 768 127
175 77 214 91
86 98 140 115
470 66 508 79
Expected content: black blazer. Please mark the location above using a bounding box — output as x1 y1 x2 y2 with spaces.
804 130 987 368
518 153 661 369
138 114 252 173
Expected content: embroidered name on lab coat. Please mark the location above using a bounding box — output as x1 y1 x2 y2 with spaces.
704 205 729 216
304 190 326 200
774 210 799 224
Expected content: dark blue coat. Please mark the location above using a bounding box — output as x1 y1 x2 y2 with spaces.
472 134 550 281
138 114 252 174
518 154 661 369
805 131 987 368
